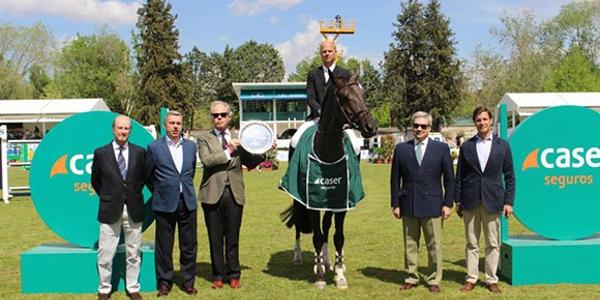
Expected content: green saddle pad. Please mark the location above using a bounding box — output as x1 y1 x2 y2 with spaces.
279 125 365 211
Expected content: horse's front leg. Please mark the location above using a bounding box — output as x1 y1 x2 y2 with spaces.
321 211 334 270
293 226 302 265
308 210 326 289
333 212 348 289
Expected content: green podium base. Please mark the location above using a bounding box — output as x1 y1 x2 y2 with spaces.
21 242 156 293
500 234 600 285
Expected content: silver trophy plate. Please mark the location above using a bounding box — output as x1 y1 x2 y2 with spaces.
239 122 274 154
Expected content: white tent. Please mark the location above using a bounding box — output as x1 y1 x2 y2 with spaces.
0 98 109 123
499 93 600 128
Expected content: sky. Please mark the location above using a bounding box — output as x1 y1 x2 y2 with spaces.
0 0 574 75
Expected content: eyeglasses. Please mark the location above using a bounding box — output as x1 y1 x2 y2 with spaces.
211 112 229 119
413 123 429 129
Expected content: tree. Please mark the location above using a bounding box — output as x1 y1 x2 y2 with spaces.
0 60 33 99
382 0 462 130
0 22 55 99
45 31 133 112
542 45 600 92
29 65 50 99
423 0 463 129
0 22 55 77
492 10 552 93
230 40 285 83
136 0 192 125
463 47 510 109
544 0 600 63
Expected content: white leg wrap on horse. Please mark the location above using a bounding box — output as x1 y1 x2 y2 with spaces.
334 250 348 289
314 253 326 289
293 239 302 265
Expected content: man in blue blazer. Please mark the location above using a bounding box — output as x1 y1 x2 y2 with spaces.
390 111 454 293
455 107 515 294
145 110 198 296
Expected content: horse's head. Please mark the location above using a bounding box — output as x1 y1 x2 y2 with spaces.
333 74 378 138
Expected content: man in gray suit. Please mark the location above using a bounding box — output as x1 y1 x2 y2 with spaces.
145 110 198 296
197 101 267 289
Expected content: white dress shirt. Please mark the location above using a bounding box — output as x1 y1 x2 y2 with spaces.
166 136 183 192
322 63 336 83
476 133 493 172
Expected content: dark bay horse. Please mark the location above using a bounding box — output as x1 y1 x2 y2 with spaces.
281 73 377 289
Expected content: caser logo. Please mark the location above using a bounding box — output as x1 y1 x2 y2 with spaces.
521 147 599 189
50 154 94 177
313 177 343 191
522 147 600 171
314 177 343 185
49 153 96 195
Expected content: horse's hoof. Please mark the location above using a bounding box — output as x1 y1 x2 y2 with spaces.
315 280 326 289
293 253 303 265
335 275 348 289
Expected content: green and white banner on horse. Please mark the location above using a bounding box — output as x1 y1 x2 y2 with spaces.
279 124 364 211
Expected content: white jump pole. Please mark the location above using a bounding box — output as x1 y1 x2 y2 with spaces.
1 125 9 204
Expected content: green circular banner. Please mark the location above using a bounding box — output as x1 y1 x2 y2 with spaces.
30 111 155 248
510 106 600 240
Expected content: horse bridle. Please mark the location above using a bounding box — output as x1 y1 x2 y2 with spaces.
335 82 369 130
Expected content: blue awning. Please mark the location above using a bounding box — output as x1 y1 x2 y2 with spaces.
240 89 306 101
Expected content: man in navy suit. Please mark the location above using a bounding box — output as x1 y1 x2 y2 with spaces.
92 115 145 300
455 106 515 294
145 110 198 296
390 111 454 293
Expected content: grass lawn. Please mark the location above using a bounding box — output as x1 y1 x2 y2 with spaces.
0 163 597 299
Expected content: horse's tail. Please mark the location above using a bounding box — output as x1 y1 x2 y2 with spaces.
280 201 312 234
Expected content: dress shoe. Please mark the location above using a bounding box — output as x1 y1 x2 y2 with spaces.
184 286 198 295
97 293 110 300
157 284 171 297
229 278 241 289
487 283 501 294
429 285 440 293
460 282 475 292
400 282 416 290
211 279 224 289
128 292 143 300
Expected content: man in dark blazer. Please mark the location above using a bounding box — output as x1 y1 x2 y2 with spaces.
197 100 267 289
91 115 145 300
390 111 454 294
455 106 515 294
288 39 353 264
145 110 198 296
306 39 351 121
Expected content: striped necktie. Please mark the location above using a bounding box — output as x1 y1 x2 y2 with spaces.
118 146 127 180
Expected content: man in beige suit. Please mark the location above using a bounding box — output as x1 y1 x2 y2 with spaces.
197 100 268 289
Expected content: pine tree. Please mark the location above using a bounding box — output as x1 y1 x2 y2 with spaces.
135 0 192 125
383 0 427 127
423 0 462 130
382 0 462 130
